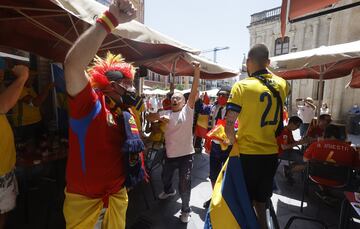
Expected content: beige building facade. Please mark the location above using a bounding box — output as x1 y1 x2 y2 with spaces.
247 0 360 121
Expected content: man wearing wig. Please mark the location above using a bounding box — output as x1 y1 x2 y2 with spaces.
63 0 138 228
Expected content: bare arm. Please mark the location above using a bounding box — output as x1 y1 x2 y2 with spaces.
187 62 200 109
32 83 54 106
64 0 136 96
280 139 308 150
225 110 239 144
21 83 54 107
0 65 29 114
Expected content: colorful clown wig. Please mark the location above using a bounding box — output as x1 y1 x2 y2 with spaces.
87 52 136 90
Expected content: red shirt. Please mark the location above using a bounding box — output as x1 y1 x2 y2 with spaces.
277 127 295 155
306 126 324 139
67 83 126 198
304 139 360 186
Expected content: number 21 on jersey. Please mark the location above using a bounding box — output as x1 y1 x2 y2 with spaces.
260 92 280 127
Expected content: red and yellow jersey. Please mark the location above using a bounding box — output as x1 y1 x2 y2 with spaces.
227 70 289 155
67 83 126 198
277 127 295 155
304 139 360 186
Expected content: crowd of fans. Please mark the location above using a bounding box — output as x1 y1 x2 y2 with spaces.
1 1 359 228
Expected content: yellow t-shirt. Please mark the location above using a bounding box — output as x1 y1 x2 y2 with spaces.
0 114 16 176
12 87 42 126
227 72 289 155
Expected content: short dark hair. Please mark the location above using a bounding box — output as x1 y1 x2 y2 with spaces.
324 124 342 140
248 44 269 66
288 116 303 126
319 114 331 123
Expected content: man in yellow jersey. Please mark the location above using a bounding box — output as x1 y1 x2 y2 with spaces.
225 44 289 229
0 64 29 229
12 73 54 147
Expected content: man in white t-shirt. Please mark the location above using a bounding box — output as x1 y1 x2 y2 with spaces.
147 62 200 223
296 97 316 137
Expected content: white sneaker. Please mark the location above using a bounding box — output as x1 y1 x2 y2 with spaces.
158 190 176 200
179 212 191 223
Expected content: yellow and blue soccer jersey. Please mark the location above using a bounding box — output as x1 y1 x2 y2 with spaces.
227 70 289 155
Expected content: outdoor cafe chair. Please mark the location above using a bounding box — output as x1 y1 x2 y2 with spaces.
300 160 354 212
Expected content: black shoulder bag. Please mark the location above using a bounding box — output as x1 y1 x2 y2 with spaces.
252 74 284 137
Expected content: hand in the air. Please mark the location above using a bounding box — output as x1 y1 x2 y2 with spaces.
12 65 29 81
109 0 137 24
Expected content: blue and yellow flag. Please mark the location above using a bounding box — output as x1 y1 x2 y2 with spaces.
204 144 260 229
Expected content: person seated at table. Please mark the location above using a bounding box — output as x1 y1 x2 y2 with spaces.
304 124 360 201
277 116 309 184
305 114 332 142
11 71 54 150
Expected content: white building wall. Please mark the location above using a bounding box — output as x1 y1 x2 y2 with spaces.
248 0 360 121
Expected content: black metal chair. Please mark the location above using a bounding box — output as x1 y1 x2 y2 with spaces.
284 216 329 229
300 160 354 212
266 198 329 229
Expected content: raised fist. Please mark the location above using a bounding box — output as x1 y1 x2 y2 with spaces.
109 0 137 24
12 65 29 81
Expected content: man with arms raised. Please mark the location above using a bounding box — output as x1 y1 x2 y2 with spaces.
148 62 200 223
63 0 138 228
225 44 289 229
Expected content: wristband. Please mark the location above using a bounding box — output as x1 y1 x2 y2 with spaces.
96 11 119 33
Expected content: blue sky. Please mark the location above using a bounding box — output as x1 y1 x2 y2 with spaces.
144 0 281 70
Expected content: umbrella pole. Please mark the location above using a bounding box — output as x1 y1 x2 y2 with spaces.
289 80 293 115
317 65 325 118
170 57 179 93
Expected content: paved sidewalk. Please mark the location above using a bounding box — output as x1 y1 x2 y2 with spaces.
126 147 360 229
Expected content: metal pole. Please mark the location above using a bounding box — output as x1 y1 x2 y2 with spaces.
213 48 217 63
171 57 179 93
317 65 325 119
50 63 59 131
289 80 293 115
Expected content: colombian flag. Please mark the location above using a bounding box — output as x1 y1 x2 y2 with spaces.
204 144 260 229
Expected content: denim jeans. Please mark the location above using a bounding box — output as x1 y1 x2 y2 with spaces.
162 154 193 213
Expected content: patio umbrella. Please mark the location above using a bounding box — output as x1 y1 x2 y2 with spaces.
269 40 360 116
0 0 199 63
138 51 239 80
347 67 360 88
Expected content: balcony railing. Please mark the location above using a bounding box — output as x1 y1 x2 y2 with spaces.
249 7 281 26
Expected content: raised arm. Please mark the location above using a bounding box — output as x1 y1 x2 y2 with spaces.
0 65 29 114
187 62 200 109
64 0 136 96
